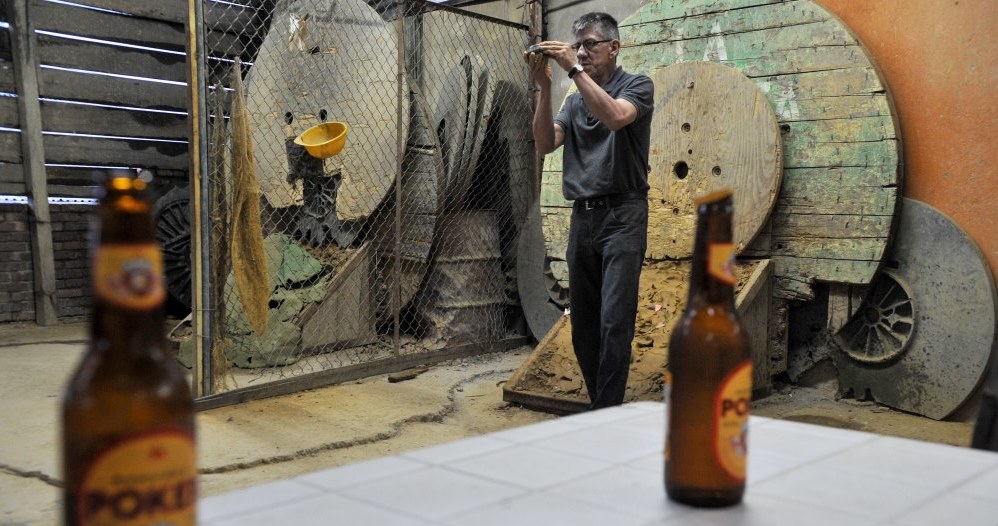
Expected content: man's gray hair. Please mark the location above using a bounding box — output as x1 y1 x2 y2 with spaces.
571 12 620 41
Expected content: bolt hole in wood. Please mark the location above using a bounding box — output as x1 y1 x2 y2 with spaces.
712 166 721 176
682 122 691 132
319 109 328 121
780 123 791 133
284 112 294 125
673 161 688 179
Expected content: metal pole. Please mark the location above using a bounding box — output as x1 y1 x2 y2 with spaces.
393 0 406 357
186 0 213 397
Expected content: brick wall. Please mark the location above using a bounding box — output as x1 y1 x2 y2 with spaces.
0 203 94 323
52 205 94 321
0 205 34 322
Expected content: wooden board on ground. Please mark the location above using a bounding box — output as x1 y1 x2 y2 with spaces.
503 259 772 413
300 242 377 350
246 0 407 214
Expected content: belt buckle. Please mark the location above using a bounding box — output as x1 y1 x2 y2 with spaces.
584 197 604 210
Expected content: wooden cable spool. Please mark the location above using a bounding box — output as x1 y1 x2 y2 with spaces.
539 0 901 302
246 0 408 221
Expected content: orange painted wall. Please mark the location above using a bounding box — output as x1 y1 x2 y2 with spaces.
817 0 998 285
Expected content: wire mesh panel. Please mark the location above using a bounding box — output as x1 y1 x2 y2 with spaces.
196 0 533 398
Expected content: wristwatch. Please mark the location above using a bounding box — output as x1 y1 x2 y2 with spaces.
567 64 584 79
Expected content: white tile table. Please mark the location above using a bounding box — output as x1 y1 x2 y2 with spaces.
200 401 998 525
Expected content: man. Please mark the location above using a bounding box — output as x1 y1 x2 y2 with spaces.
527 12 654 409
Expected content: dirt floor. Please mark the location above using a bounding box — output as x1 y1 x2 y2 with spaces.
508 260 761 404
0 320 979 525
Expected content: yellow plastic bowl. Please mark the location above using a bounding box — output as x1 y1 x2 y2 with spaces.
294 121 348 159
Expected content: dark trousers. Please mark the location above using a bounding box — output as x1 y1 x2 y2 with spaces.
566 194 647 409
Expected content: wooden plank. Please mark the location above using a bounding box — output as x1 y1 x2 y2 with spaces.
195 336 532 410
43 133 188 170
623 0 824 35
781 165 898 190
0 25 10 62
75 0 258 33
36 33 186 83
758 67 885 99
30 0 244 56
0 181 23 194
6 1 57 324
0 61 15 92
618 0 782 26
778 94 892 122
770 212 892 239
0 94 17 127
31 0 185 50
772 236 887 261
770 253 877 292
37 67 187 110
627 11 846 49
540 207 570 251
775 185 897 216
39 100 188 139
0 181 102 198
300 242 376 348
48 184 101 197
783 138 897 170
782 116 897 143
538 172 570 207
626 34 877 79
0 162 22 181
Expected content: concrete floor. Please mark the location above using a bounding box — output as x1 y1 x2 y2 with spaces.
0 321 979 525
0 322 556 525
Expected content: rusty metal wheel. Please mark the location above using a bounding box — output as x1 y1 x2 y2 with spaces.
837 268 916 364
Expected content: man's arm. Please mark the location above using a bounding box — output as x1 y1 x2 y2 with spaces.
573 73 637 131
533 40 638 131
527 50 565 155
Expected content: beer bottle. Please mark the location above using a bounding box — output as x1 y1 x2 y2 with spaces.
665 189 751 507
61 174 197 525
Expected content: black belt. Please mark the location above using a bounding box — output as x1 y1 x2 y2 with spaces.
575 192 645 211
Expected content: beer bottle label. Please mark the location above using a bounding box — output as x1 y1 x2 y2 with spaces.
94 244 166 309
707 243 736 285
714 361 751 481
76 431 196 525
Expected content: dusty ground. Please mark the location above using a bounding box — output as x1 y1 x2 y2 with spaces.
0 320 978 525
509 260 760 403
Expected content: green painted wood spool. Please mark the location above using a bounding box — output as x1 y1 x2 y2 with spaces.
539 0 901 301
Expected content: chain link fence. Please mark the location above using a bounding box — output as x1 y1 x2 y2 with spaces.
190 0 534 399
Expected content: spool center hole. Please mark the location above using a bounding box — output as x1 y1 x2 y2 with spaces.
864 307 880 324
674 161 689 180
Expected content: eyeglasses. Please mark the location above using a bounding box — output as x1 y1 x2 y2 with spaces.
570 39 612 52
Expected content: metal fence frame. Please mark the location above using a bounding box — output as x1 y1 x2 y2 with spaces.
186 0 535 409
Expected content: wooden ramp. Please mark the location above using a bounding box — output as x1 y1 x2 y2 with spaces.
503 259 772 414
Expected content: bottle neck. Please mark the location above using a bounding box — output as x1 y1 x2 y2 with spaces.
687 197 736 309
88 176 168 357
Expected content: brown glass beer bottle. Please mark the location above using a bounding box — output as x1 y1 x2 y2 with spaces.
61 174 197 525
665 189 751 507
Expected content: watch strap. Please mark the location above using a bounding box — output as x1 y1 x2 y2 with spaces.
568 64 583 79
